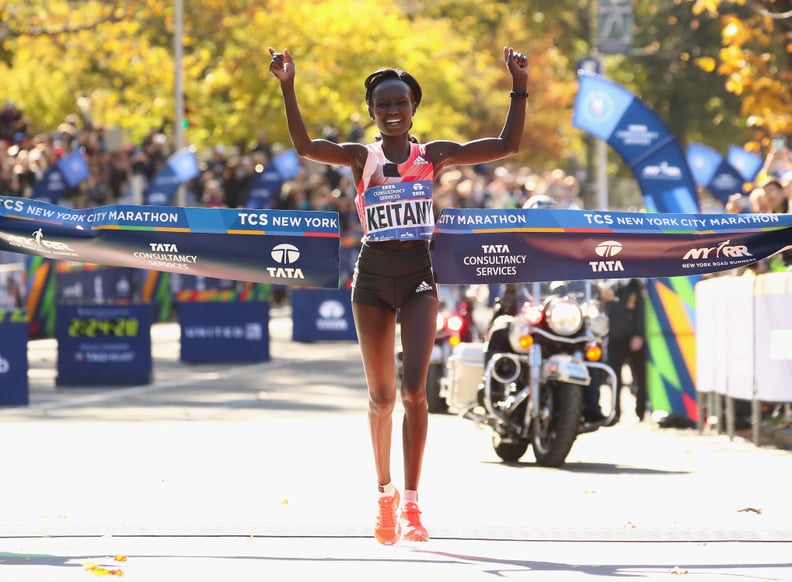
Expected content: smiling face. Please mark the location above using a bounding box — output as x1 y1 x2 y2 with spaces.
367 79 416 138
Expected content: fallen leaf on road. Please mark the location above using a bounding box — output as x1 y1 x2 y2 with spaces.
83 561 125 576
737 507 763 514
670 565 688 575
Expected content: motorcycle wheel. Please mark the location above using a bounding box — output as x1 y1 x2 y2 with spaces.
492 434 529 463
426 363 448 414
531 382 583 468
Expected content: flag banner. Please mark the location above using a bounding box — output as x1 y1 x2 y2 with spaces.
727 145 763 183
573 72 698 213
57 151 91 188
31 166 69 204
430 207 792 285
145 148 200 205
0 196 341 289
686 142 746 203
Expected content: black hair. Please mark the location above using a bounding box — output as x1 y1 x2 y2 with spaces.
364 68 423 107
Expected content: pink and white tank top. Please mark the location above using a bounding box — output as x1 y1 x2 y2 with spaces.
355 141 435 242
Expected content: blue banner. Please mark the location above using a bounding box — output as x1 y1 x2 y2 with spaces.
179 300 270 363
686 142 746 204
430 207 792 285
291 288 357 342
0 196 341 289
56 303 152 386
573 72 698 213
145 148 200 205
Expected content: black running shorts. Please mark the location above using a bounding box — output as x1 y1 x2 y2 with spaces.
352 241 438 311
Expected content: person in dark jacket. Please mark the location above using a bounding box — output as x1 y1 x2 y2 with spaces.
603 278 648 424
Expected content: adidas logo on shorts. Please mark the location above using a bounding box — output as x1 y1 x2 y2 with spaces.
415 280 433 294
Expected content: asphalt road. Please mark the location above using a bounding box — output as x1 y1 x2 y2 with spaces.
0 306 790 581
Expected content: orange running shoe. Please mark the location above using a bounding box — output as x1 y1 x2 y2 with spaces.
374 489 400 545
398 502 429 542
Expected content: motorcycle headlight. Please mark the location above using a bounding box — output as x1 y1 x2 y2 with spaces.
545 298 583 336
589 313 610 337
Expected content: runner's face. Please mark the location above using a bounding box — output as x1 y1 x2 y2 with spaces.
368 79 415 137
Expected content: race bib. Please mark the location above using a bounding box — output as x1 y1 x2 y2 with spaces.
360 181 434 241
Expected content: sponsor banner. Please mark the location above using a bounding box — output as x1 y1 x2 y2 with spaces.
0 307 28 405
0 196 341 289
179 300 270 363
56 303 152 386
431 208 792 285
291 288 357 342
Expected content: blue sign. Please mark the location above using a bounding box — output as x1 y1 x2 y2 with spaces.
179 300 270 363
0 309 29 405
56 303 153 386
291 288 357 342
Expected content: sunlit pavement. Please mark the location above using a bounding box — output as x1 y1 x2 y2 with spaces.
1 306 790 581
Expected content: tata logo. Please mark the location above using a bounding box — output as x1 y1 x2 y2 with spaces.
683 240 752 261
594 240 622 258
268 243 304 280
271 243 300 265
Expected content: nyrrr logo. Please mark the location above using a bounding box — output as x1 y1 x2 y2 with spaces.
683 240 752 261
268 243 304 280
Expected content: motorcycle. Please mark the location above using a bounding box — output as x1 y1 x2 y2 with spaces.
397 285 480 414
440 281 619 467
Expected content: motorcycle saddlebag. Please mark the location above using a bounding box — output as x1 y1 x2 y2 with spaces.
445 342 486 411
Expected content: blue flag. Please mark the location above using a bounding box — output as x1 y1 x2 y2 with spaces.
57 151 90 188
31 166 69 204
246 162 283 209
145 148 200 205
727 145 763 183
686 142 746 204
272 148 300 181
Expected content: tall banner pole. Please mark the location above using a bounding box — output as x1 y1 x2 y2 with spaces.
173 0 186 207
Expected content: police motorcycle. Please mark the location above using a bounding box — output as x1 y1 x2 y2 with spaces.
440 279 618 467
396 285 480 414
